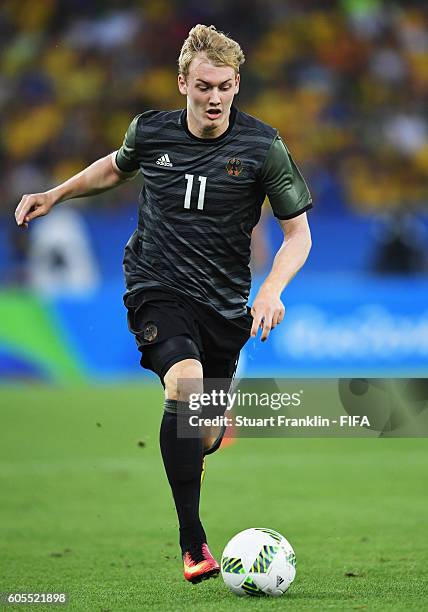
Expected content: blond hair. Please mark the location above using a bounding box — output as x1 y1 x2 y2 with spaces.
178 24 245 77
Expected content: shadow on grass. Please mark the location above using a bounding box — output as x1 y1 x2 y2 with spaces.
217 590 360 605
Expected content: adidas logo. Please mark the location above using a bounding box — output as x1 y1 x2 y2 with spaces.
156 153 173 167
276 575 284 587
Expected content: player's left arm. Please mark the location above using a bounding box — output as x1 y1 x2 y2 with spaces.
251 214 311 340
252 135 313 341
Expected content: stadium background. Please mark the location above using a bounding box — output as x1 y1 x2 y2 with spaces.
1 0 428 382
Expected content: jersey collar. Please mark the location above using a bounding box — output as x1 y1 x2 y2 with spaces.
180 105 237 143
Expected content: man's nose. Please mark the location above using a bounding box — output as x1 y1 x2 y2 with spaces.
209 88 221 104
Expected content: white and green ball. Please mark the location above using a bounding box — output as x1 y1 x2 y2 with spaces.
221 528 296 597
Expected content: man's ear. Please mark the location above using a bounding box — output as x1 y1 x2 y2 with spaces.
178 74 187 96
235 73 240 95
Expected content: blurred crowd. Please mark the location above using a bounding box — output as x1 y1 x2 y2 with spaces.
1 0 428 217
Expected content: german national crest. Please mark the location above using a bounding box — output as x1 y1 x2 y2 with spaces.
226 158 243 176
143 322 158 343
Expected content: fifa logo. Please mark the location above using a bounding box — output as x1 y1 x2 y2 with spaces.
226 158 243 176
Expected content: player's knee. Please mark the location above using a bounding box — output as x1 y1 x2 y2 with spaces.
164 358 203 401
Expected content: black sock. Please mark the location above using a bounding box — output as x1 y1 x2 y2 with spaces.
160 399 206 554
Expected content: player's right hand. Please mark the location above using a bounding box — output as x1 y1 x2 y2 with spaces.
15 192 55 228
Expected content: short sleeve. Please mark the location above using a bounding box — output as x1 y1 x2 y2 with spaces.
115 114 142 172
260 135 312 220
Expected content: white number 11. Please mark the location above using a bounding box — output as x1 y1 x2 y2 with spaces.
184 174 207 210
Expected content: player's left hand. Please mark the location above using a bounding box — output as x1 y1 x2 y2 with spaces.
250 290 285 342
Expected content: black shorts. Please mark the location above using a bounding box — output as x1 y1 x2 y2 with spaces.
124 288 252 382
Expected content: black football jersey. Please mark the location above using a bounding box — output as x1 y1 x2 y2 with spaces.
116 106 312 318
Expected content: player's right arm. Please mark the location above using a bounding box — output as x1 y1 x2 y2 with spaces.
15 115 141 228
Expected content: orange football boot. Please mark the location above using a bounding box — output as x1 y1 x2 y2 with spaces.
183 543 220 583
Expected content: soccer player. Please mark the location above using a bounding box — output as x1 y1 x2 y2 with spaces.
15 25 312 583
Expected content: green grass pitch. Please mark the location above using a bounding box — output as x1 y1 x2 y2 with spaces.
1 384 427 611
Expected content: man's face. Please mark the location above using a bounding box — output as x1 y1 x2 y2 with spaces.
178 53 240 138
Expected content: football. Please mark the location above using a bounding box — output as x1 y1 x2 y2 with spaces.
221 527 296 597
